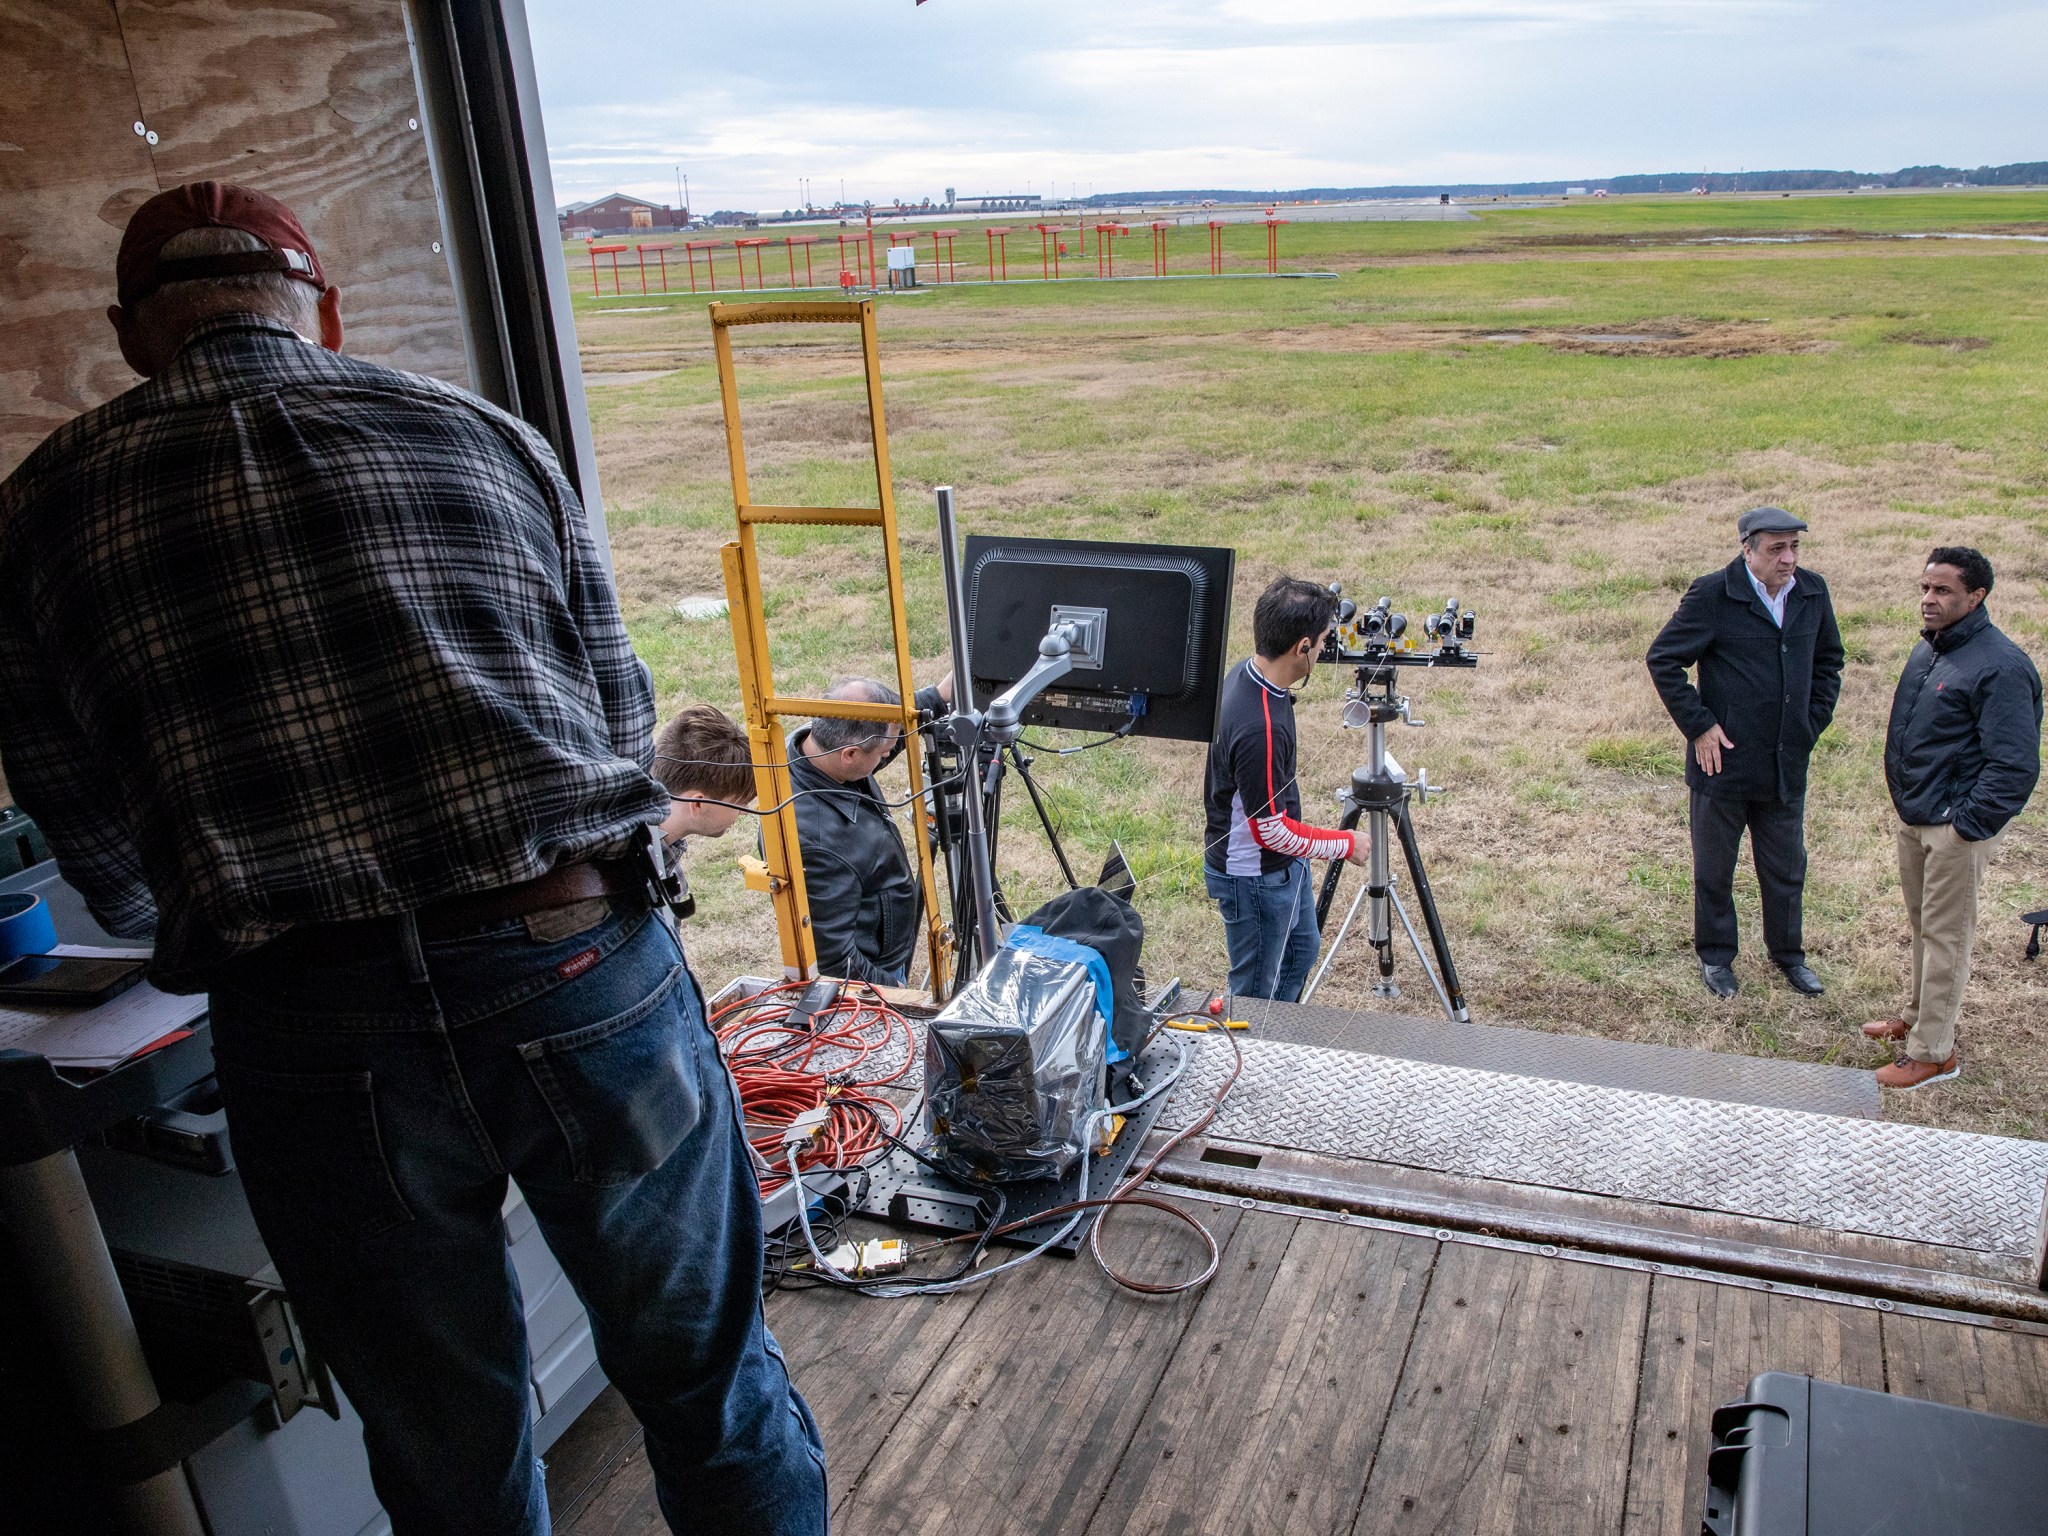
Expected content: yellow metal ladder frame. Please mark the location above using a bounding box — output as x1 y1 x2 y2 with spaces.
710 299 949 997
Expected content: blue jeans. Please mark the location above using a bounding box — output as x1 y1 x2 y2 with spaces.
1205 858 1320 1002
207 903 826 1535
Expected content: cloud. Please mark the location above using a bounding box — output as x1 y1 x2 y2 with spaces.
526 0 2045 209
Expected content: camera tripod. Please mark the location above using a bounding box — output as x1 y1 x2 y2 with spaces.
920 729 1083 981
1302 663 1469 1021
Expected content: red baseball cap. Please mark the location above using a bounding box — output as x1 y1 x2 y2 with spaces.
117 181 326 307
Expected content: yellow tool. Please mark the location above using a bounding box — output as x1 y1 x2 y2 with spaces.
711 300 947 998
1164 1017 1249 1034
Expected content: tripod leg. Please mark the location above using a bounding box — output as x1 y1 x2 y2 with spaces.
1388 886 1456 1021
1302 878 1370 1004
1393 800 1469 1020
1314 799 1365 928
1008 747 1079 890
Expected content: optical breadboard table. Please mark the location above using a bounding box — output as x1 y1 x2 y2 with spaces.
855 1038 1181 1255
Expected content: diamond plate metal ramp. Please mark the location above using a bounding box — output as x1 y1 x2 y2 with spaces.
1159 1036 2048 1259
1233 996 1881 1119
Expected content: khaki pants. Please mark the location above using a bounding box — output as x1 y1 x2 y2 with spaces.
1896 820 2003 1063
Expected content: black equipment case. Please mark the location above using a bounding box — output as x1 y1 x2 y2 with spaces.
1705 1370 2048 1534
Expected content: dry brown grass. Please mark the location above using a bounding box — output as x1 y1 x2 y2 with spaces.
581 233 2048 1138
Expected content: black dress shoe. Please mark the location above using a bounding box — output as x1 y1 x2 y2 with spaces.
1700 963 1739 998
1778 962 1825 996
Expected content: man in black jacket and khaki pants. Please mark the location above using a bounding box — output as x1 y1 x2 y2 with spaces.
1863 547 2041 1089
1648 508 1845 998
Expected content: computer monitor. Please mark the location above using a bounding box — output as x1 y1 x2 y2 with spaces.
960 536 1236 744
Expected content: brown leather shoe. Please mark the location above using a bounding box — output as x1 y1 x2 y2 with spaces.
1861 1017 1909 1042
1876 1053 1960 1090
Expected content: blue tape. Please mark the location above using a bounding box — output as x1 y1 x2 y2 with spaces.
1002 925 1127 1063
0 892 57 962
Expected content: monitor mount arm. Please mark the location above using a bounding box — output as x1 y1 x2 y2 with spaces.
985 625 1080 747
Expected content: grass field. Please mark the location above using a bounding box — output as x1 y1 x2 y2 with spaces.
568 191 2048 1138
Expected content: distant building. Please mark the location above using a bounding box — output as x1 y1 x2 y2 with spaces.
557 193 687 237
954 193 1041 213
1564 186 1588 198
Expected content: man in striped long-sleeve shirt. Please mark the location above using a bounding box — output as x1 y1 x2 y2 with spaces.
1203 576 1367 1000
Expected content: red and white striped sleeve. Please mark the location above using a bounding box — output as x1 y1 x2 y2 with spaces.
1239 688 1356 861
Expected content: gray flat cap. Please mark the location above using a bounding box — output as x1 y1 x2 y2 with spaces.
1737 505 1807 539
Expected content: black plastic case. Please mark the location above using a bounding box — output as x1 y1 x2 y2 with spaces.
1706 1370 2048 1534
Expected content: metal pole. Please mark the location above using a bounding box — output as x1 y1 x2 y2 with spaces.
1365 715 1397 997
934 487 1002 973
0 1151 206 1534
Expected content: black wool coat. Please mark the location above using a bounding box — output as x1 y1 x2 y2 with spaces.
1645 559 1845 804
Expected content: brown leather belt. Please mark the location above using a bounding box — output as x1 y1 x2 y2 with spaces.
239 858 655 973
413 858 649 939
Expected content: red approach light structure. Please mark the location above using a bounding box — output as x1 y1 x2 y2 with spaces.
1149 221 1173 277
634 242 671 294
783 234 820 288
684 237 722 293
586 240 628 295
836 230 873 288
1262 212 1287 274
929 228 960 283
1207 220 1227 275
985 225 1014 280
1033 222 1066 279
734 237 772 290
1094 224 1129 278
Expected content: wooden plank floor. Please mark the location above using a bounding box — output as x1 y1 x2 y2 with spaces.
547 1203 2048 1535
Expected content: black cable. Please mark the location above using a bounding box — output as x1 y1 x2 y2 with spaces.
653 718 933 776
665 766 968 820
1016 716 1139 755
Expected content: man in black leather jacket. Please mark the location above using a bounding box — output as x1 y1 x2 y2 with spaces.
1863 548 2041 1090
787 677 944 985
1647 508 1844 999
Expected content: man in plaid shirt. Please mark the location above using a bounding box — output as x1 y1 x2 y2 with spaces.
0 183 823 1534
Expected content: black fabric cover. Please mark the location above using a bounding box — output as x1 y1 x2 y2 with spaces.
1019 885 1147 1061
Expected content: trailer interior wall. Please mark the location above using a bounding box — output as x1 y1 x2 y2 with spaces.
0 0 474 479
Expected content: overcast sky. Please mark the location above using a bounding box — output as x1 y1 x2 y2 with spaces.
526 0 2045 213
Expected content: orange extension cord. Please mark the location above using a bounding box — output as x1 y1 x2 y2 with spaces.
711 980 915 1194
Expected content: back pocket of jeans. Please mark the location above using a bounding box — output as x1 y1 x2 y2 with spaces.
214 1064 415 1243
519 964 701 1187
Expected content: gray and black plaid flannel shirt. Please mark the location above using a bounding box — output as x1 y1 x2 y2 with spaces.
0 315 666 989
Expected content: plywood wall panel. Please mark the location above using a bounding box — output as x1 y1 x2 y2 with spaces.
0 0 162 476
114 0 468 383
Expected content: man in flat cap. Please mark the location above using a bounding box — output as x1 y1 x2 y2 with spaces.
0 184 823 1534
1647 508 1845 997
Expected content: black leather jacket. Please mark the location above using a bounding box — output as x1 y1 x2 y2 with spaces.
1884 606 2041 840
787 728 920 984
